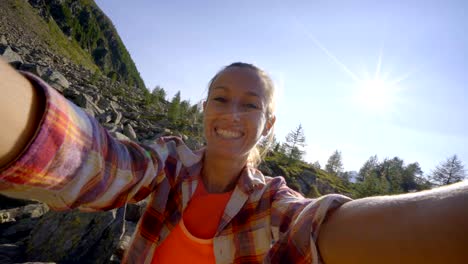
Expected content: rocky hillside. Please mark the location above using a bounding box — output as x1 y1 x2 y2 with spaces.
30 0 145 89
0 1 351 263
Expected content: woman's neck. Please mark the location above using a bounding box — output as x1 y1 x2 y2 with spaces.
202 150 248 193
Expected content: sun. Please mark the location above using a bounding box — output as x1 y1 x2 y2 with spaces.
353 78 397 114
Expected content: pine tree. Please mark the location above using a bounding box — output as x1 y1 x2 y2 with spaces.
283 124 306 162
430 155 466 186
167 91 181 124
312 161 321 169
325 150 344 176
152 85 167 102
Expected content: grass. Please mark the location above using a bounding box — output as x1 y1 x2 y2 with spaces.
9 0 98 72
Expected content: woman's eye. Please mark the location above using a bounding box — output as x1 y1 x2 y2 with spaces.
213 97 227 103
245 103 259 109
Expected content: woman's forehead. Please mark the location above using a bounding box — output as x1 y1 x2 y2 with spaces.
211 67 266 96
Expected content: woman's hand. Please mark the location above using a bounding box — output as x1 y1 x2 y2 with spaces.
0 58 45 167
317 180 468 264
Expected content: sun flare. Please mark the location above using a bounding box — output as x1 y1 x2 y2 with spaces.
354 78 397 114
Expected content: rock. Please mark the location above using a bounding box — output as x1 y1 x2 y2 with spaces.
0 35 7 45
297 170 318 197
74 93 105 117
124 200 147 222
123 124 138 141
0 255 13 264
97 112 112 123
41 68 70 92
97 97 111 109
20 262 56 264
111 110 123 126
26 207 125 264
1 217 41 242
0 195 40 210
0 244 21 260
0 46 23 66
0 203 49 222
19 63 46 77
110 131 130 141
114 221 136 259
0 211 14 224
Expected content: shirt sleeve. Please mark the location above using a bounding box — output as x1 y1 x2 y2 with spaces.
0 72 187 211
266 176 352 264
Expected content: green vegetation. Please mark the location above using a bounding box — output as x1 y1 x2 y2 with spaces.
28 0 145 89
7 0 98 71
282 124 306 163
10 0 465 200
429 155 466 186
259 126 466 199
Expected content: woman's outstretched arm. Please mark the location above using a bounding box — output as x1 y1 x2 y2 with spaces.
0 58 194 211
318 180 468 264
0 58 45 167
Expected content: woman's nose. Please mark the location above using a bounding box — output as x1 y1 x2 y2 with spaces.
228 103 241 121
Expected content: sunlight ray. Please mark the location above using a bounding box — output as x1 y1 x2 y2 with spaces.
389 67 419 87
290 16 360 82
375 48 383 79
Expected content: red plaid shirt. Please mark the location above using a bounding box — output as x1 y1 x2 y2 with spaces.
0 73 351 264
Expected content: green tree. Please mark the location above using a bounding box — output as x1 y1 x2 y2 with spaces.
355 156 429 197
283 124 306 162
152 86 166 101
430 155 466 186
312 161 321 169
168 91 181 124
325 150 344 176
180 100 190 117
357 155 379 182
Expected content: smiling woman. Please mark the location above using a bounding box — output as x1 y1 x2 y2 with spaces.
0 58 467 264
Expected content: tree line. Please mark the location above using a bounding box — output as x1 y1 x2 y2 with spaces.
268 124 467 198
141 88 467 199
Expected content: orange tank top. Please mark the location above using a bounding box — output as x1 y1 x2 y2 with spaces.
151 180 232 263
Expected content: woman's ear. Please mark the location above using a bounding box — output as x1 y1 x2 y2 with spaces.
262 115 276 136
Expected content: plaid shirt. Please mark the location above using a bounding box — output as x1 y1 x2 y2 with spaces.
0 73 351 264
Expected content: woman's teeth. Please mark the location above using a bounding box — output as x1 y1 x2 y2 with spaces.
216 128 242 139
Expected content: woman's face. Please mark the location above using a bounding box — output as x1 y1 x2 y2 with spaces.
203 67 272 160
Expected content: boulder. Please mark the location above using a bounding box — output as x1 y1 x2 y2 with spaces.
0 35 7 45
0 195 40 210
19 63 46 77
114 221 136 259
0 46 23 66
124 199 148 222
110 131 131 142
0 203 49 223
111 110 123 126
0 243 21 263
41 68 70 92
1 217 42 242
123 124 137 141
97 112 112 123
25 207 125 264
74 93 105 117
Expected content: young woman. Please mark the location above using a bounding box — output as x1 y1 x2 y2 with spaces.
0 59 467 264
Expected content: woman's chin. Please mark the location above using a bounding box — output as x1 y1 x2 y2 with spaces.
205 146 249 161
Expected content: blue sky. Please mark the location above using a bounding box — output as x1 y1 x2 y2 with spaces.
95 0 468 174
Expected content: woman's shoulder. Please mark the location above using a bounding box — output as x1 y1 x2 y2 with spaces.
143 136 204 168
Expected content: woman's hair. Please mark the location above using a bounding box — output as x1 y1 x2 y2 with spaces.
206 62 276 167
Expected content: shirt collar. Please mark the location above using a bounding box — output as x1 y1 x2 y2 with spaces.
236 165 266 194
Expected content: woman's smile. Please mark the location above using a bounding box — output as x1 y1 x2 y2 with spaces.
215 127 244 139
